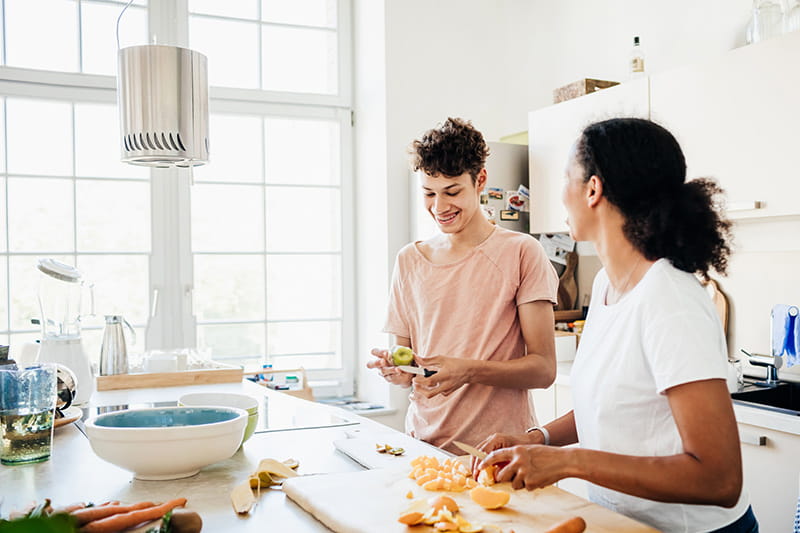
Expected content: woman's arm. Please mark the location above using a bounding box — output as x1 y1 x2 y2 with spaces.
483 379 742 507
414 300 556 397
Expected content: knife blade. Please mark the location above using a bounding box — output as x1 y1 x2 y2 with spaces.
396 365 437 378
452 440 487 460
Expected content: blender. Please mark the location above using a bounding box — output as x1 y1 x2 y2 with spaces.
35 259 95 405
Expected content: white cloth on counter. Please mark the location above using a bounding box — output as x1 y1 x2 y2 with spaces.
771 304 799 367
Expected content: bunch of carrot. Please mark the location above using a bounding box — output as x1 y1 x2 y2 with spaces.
67 498 188 532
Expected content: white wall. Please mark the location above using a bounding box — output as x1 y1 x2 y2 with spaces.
499 0 753 134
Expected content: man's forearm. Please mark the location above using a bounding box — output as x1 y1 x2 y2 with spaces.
467 353 556 389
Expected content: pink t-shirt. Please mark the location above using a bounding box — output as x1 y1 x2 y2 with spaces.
383 226 558 453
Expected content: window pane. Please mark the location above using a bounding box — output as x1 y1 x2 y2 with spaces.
76 180 150 252
193 114 263 183
191 185 264 251
267 255 340 320
194 255 264 321
267 320 340 366
9 254 73 331
76 255 149 327
7 99 73 176
0 259 7 331
261 0 337 28
265 118 339 185
190 17 259 89
198 323 265 364
5 0 79 72
0 99 6 170
75 104 146 179
262 26 337 94
0 178 6 252
7 178 74 252
82 3 147 76
189 0 258 19
266 186 339 252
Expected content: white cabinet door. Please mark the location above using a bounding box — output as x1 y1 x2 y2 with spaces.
738 423 800 532
649 30 800 220
528 78 650 234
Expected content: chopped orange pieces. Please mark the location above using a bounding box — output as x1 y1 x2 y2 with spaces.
408 455 477 492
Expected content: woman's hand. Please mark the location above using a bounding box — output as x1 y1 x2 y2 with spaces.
411 354 475 399
366 347 413 387
480 445 572 491
470 432 542 477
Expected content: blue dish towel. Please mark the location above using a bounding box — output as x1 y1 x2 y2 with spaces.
795 490 800 533
772 304 800 367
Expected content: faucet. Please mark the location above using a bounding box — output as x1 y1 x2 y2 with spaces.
741 349 782 387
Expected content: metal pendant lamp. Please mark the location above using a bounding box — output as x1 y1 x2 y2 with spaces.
116 3 209 168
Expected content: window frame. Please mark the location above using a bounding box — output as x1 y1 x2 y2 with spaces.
0 0 356 396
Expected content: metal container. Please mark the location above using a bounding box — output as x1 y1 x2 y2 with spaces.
99 316 136 376
117 44 209 168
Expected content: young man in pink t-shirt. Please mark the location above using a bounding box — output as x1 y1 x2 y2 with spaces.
367 117 559 454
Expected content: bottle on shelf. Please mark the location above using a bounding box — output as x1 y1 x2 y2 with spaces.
630 36 645 79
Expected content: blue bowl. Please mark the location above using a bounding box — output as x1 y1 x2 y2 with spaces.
86 406 247 480
93 406 241 428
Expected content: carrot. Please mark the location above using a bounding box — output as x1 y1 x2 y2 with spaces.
71 501 157 526
543 516 587 533
80 498 187 533
51 502 88 514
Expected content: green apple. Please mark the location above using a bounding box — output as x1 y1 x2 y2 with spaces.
391 345 414 366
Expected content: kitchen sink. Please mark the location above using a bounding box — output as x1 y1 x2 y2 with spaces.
731 380 800 416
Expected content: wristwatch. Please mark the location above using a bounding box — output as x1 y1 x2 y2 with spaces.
525 425 550 446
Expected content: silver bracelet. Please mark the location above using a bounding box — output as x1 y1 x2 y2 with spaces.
525 425 550 446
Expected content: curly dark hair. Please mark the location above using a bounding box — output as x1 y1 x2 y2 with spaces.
410 117 490 183
575 118 732 278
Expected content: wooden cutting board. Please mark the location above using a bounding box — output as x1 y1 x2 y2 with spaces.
283 467 659 533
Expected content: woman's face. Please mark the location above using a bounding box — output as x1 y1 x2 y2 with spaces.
422 171 484 234
562 151 591 241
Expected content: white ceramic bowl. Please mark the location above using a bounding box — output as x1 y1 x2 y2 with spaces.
85 406 247 480
178 392 260 444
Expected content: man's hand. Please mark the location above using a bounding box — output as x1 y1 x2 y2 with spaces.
411 354 475 399
366 347 413 387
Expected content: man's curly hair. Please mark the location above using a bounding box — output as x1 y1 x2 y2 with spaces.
410 117 490 183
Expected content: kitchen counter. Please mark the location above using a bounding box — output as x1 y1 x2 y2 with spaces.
0 381 392 531
1 380 656 532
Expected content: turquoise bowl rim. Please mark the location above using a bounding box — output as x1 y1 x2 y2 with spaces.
88 406 247 430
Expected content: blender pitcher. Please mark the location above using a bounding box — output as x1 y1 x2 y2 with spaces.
35 259 95 405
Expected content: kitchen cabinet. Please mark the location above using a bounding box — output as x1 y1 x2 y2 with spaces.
527 78 649 234
649 30 800 220
737 420 800 532
528 30 800 232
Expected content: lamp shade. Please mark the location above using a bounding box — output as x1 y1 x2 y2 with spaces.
117 45 209 167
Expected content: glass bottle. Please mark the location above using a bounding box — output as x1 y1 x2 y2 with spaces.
630 36 645 79
785 0 800 33
749 0 784 43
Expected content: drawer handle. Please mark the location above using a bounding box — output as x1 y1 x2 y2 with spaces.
740 432 767 446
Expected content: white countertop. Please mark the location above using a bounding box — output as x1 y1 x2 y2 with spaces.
0 381 407 531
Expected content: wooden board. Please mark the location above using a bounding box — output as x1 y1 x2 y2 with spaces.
703 278 729 337
283 467 659 533
95 364 243 391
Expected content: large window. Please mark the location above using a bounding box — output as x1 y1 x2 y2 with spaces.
0 0 353 394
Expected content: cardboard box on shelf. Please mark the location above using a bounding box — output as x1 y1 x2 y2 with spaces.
553 78 620 104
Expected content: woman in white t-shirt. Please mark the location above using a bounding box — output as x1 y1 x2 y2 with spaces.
475 118 757 533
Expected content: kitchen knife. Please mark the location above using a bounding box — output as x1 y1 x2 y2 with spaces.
453 440 487 460
396 365 437 378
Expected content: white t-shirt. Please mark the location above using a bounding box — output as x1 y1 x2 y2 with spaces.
571 259 750 532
